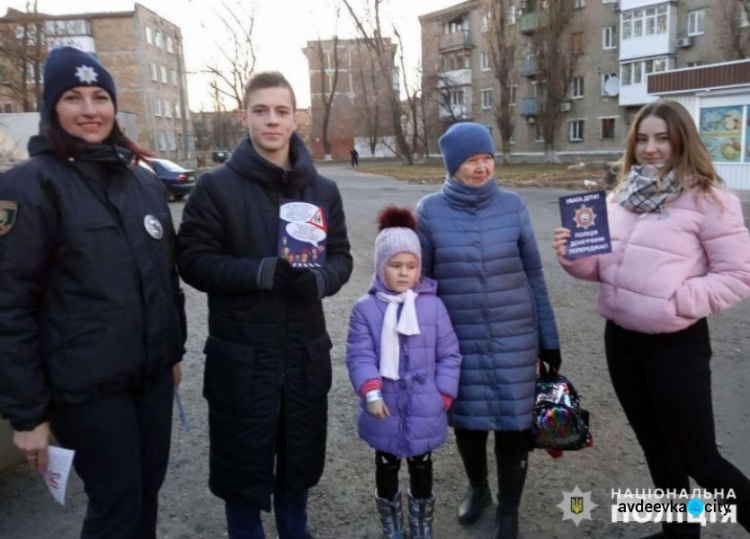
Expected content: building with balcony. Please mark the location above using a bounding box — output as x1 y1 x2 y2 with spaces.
0 4 194 163
302 38 399 160
419 0 742 162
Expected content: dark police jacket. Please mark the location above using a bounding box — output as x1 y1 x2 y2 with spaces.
178 134 352 509
0 136 186 431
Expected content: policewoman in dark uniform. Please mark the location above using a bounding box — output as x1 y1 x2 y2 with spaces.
0 47 186 539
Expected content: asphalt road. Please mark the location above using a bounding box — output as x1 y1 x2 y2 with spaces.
0 163 748 539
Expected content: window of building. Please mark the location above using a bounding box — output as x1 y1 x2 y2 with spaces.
601 72 618 95
155 30 163 48
481 88 493 109
480 52 491 71
622 6 667 40
45 19 91 37
450 89 465 106
444 15 467 34
601 117 616 139
509 84 517 106
507 5 517 25
571 76 584 98
571 32 584 55
534 123 544 143
620 58 667 85
164 100 171 118
154 98 162 117
603 26 617 49
569 120 584 142
158 132 167 151
574 0 586 9
742 6 750 28
687 9 705 36
169 133 176 151
686 61 701 68
1 103 13 113
481 12 490 32
161 66 168 83
149 63 157 81
175 103 181 119
171 70 178 86
167 36 174 53
146 26 153 44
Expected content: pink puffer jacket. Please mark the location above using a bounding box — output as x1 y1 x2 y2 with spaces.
559 187 750 334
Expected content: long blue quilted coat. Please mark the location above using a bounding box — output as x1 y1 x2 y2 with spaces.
346 276 462 457
416 175 559 431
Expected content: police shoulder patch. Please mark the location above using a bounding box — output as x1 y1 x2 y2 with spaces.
0 201 18 237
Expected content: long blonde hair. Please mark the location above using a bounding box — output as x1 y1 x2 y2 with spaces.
618 100 724 194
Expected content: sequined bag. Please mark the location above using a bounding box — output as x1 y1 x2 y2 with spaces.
532 363 592 451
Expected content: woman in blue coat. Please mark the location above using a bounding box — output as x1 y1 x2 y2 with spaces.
416 123 562 539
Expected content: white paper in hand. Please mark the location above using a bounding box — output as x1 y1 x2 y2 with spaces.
44 446 75 505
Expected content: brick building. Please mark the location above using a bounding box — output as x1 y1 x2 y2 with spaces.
302 38 399 160
0 3 194 163
419 0 744 162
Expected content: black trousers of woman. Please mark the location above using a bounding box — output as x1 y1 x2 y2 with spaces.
605 319 750 534
49 371 174 539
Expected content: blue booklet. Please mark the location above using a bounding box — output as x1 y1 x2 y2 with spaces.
558 190 612 259
277 200 328 267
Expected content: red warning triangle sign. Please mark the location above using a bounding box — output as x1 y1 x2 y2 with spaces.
308 206 326 231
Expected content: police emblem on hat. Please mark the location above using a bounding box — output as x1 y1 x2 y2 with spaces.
0 201 19 237
144 215 163 239
75 65 98 84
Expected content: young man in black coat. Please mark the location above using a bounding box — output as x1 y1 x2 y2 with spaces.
178 72 352 539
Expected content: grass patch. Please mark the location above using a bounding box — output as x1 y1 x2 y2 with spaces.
357 162 608 189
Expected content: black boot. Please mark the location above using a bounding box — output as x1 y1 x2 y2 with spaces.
493 453 528 539
455 429 492 525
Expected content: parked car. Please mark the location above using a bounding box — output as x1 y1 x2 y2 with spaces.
146 158 196 201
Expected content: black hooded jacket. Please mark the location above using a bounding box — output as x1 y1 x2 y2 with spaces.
177 133 352 509
0 136 186 431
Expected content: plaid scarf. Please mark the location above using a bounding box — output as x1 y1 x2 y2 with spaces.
617 165 682 214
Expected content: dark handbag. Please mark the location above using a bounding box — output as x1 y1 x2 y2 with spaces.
532 362 592 451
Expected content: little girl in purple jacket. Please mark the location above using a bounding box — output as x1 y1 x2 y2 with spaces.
346 207 462 539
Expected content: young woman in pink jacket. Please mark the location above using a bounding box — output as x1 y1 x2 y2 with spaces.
554 100 750 538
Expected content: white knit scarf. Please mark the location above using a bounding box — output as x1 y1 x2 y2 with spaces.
375 289 421 380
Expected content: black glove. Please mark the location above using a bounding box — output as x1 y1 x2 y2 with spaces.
539 349 562 372
272 258 295 291
288 269 319 300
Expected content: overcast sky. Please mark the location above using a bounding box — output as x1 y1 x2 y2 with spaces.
2 0 460 111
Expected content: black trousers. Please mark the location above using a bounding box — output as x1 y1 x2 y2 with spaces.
605 319 750 532
49 371 174 539
375 451 432 500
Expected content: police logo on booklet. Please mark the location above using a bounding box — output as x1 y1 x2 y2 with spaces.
143 215 163 239
0 201 18 237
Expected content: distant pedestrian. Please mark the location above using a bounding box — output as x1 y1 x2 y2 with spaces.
346 206 462 539
350 147 359 168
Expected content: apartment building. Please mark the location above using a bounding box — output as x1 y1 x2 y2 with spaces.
0 3 194 163
419 0 740 162
303 38 399 160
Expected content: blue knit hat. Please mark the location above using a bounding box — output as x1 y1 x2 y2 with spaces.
438 122 495 174
42 46 117 123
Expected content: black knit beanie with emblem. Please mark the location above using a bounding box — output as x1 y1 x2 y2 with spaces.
41 46 117 124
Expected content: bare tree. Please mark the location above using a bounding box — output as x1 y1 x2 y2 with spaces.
717 0 750 59
482 0 517 165
528 0 576 163
202 0 257 111
312 33 342 161
355 38 381 158
393 26 422 159
342 0 414 165
0 1 46 112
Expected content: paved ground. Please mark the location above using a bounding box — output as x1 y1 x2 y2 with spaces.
1 163 748 538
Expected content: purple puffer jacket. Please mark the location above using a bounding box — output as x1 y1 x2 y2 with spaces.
346 276 462 458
